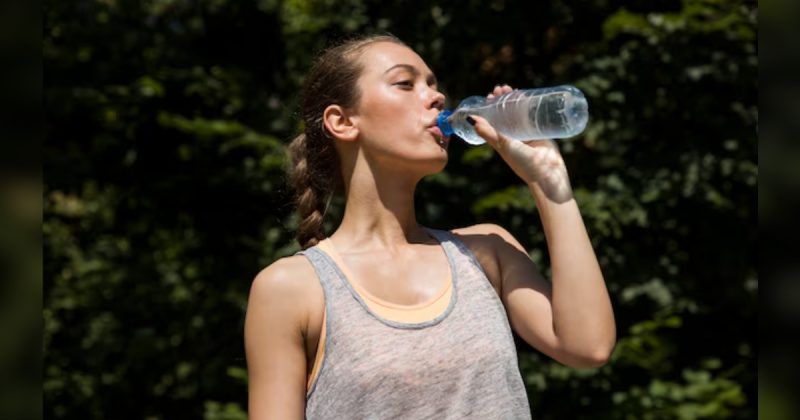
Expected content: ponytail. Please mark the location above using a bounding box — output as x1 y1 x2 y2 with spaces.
288 132 338 248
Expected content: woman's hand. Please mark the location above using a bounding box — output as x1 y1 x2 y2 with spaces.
470 84 574 203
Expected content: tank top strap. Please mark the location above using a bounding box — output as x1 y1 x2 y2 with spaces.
425 228 509 322
295 245 369 326
296 246 331 280
425 228 489 279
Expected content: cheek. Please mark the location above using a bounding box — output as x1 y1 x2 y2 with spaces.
360 92 415 135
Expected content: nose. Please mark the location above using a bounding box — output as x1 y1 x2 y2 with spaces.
427 87 446 111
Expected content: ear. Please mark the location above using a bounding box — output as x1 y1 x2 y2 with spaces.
322 105 359 142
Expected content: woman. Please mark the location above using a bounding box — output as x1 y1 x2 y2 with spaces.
244 34 615 419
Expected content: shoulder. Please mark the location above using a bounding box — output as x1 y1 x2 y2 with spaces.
451 223 528 254
451 223 516 243
247 254 323 328
450 223 524 257
449 224 533 293
250 254 319 298
448 224 516 292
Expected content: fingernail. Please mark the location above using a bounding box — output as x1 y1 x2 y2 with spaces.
466 116 476 126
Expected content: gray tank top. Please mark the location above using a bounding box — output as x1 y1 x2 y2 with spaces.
297 228 532 419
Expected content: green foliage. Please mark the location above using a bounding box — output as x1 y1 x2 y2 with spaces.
44 0 756 418
472 185 536 215
611 369 746 419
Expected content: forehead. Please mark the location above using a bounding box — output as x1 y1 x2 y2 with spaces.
358 42 431 77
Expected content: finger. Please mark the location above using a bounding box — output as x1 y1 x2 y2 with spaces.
487 84 500 99
468 114 507 150
490 84 514 99
493 84 504 97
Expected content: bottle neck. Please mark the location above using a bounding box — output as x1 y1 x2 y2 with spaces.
436 110 454 136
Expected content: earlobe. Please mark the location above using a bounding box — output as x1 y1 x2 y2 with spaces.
323 105 359 142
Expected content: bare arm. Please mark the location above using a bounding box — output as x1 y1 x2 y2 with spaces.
467 85 616 368
244 256 312 419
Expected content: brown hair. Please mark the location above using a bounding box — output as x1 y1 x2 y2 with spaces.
288 34 405 249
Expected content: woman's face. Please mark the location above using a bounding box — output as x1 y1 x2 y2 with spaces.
349 42 449 174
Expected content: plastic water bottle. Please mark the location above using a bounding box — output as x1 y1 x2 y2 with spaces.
436 85 589 145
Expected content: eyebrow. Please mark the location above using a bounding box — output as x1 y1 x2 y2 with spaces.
383 64 438 85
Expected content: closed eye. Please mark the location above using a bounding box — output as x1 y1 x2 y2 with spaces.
394 80 414 89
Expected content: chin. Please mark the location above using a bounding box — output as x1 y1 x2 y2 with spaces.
385 143 449 176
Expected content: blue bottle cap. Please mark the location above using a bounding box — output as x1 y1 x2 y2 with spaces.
437 110 454 136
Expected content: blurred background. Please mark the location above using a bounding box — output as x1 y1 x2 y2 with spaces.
38 0 758 418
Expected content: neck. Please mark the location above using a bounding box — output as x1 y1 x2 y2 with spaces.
332 159 429 251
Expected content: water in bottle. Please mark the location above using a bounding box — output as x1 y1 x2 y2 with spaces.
436 85 589 145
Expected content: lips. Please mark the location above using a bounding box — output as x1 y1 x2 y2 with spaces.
426 116 448 148
427 126 448 149
427 125 444 139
